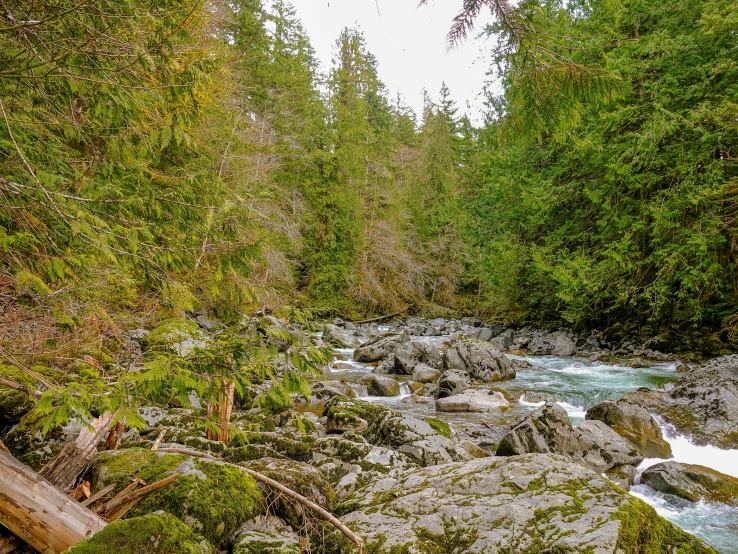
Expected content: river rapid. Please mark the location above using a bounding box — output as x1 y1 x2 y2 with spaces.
324 331 738 553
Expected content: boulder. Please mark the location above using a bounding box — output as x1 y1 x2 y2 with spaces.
329 454 714 553
606 464 638 489
551 330 577 356
90 448 262 548
442 339 515 382
586 398 672 458
436 368 471 398
510 358 545 372
232 516 300 554
309 380 356 401
365 411 458 466
489 329 515 352
323 396 385 434
394 341 442 374
63 512 215 554
411 363 441 384
496 402 643 473
354 333 409 363
322 324 359 348
641 462 738 506
359 374 400 397
435 389 509 413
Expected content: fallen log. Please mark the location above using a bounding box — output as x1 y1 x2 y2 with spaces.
0 449 107 554
349 308 409 325
40 412 114 490
158 447 364 552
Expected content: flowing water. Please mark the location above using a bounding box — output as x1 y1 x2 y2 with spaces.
321 336 738 552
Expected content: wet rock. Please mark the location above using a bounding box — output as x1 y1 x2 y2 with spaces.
641 462 738 506
354 333 409 363
510 358 545 372
323 324 359 348
394 340 443 374
496 402 643 473
63 512 215 554
435 389 509 413
232 515 300 554
331 453 713 553
621 387 665 410
442 339 515 382
310 380 356 401
359 374 400 397
606 464 638 489
364 410 458 466
436 368 471 398
411 363 441 383
586 398 672 458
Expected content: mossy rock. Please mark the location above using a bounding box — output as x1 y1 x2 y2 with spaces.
0 387 34 431
425 418 451 439
233 532 301 554
323 395 388 434
63 512 214 554
91 448 263 547
3 411 75 469
142 318 204 354
230 431 314 462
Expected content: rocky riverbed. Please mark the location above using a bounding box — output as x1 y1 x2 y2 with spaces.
2 316 737 553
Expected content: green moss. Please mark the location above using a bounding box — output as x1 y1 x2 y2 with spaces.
230 431 314 462
613 496 718 553
425 418 451 439
92 448 263 548
323 395 387 426
63 513 214 554
143 318 201 349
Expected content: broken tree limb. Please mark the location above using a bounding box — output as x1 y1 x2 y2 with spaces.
349 308 409 325
151 429 166 450
80 483 115 508
0 377 42 398
103 422 124 451
40 411 114 490
157 447 364 552
101 474 180 517
0 449 107 554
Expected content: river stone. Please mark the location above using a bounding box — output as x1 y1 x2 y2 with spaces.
436 368 471 398
641 461 738 506
605 464 638 489
411 363 441 383
232 515 300 554
330 453 714 553
551 330 577 356
322 323 359 348
310 380 356 401
496 402 643 473
354 333 409 363
435 389 509 413
586 398 672 458
364 410 458 466
359 374 400 397
442 339 515 382
489 329 515 352
394 341 443 374
323 396 385 434
510 358 545 372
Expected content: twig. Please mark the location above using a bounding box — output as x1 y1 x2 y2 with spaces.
102 474 180 516
151 429 166 450
157 448 363 551
0 376 42 398
81 483 115 508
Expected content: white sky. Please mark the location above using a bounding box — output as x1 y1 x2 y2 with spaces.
287 0 494 122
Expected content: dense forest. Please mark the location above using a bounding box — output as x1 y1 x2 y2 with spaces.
1 0 737 374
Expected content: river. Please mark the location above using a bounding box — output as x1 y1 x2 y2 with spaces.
324 334 738 553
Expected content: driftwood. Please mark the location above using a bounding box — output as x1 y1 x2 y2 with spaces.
80 483 115 508
151 429 166 450
350 308 409 325
0 449 107 554
158 447 364 552
39 412 114 490
101 474 180 519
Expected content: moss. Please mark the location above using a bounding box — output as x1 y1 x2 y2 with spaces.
230 431 314 462
425 418 451 439
143 318 201 349
63 512 214 554
92 448 263 548
234 536 301 554
613 496 718 553
323 395 387 427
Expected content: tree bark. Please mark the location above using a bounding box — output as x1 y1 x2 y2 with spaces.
39 412 114 491
0 449 107 554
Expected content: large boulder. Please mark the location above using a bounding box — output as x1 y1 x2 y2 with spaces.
394 340 442 374
435 389 509 413
364 410 458 466
442 340 515 382
656 357 738 448
641 462 738 506
232 516 300 554
496 402 643 473
90 448 262 548
322 324 359 348
359 374 400 397
327 454 714 553
63 513 214 554
551 330 577 356
411 363 441 384
353 333 409 363
323 396 385 434
586 398 672 458
436 369 471 398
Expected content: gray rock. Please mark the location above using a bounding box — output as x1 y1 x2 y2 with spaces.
586 398 672 458
435 389 509 413
333 453 712 553
641 461 738 506
551 330 577 356
359 374 400 397
442 339 515 382
575 420 644 473
232 515 300 554
605 464 638 489
323 324 359 348
436 368 471 398
411 363 441 384
354 333 409 363
394 340 443 374
310 381 357 401
489 329 515 351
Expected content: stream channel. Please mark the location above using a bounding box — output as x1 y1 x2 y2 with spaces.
320 329 738 553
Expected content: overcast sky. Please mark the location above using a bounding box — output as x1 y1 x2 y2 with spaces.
287 0 493 122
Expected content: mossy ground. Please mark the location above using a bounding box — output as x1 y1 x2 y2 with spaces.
63 513 213 554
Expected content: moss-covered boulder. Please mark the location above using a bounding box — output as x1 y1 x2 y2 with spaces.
142 318 206 356
3 411 81 469
0 387 34 431
90 448 262 547
326 453 716 553
641 461 738 505
241 458 335 529
232 516 301 554
323 395 387 434
229 431 315 462
63 513 214 554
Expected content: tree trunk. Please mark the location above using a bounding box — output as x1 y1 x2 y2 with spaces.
39 412 113 491
0 449 107 554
